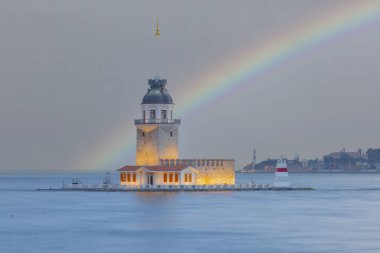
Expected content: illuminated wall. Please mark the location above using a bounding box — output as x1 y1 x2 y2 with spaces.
160 159 235 185
195 167 235 185
135 124 179 165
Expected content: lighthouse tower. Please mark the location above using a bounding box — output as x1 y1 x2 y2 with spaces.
273 158 290 187
135 78 180 166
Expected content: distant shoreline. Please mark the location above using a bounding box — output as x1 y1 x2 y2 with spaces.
236 171 379 174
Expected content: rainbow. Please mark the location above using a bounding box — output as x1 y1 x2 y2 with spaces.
76 1 380 171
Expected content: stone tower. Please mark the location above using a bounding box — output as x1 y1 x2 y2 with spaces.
135 78 180 165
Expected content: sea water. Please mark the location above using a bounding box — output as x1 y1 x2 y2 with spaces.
1 173 380 253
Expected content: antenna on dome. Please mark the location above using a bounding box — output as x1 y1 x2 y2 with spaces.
154 18 160 80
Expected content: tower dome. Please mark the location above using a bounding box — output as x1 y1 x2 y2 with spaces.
142 78 173 104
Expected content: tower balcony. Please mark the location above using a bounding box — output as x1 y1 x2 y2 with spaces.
135 119 181 125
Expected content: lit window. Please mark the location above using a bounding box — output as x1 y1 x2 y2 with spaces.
184 174 188 182
120 173 126 182
150 110 156 119
132 173 136 182
169 173 173 182
175 173 179 182
189 174 192 182
161 110 167 119
163 173 167 182
127 173 131 182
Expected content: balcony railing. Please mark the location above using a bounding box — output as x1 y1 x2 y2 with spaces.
135 119 181 125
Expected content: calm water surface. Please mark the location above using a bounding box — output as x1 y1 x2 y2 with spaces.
1 173 380 253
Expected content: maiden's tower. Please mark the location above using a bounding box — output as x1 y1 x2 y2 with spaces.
117 21 235 187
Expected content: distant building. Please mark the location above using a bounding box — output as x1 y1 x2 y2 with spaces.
323 149 368 171
366 148 380 169
328 151 367 160
307 158 324 171
249 157 312 172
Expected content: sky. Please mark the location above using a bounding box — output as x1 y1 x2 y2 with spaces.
0 0 379 172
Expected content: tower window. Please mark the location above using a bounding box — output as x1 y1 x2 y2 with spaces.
143 110 146 120
142 131 145 137
170 131 173 137
150 110 156 119
161 110 167 119
171 110 173 119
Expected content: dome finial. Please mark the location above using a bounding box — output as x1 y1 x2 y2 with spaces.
155 18 160 38
154 17 160 78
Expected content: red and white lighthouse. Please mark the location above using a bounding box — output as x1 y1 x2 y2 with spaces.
273 158 290 187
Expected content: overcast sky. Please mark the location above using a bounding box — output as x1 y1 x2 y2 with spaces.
1 0 379 172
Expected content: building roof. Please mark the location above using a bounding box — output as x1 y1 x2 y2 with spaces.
118 165 188 172
142 78 173 104
329 151 367 159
